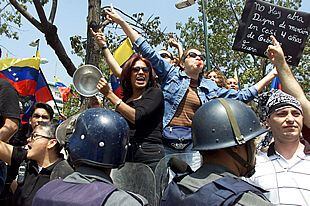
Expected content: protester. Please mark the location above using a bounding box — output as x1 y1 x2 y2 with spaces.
0 78 20 142
0 102 54 205
161 98 271 205
0 122 63 206
267 35 310 141
32 108 148 206
226 77 239 90
0 78 20 194
91 28 165 170
103 7 275 161
250 90 310 205
204 69 227 88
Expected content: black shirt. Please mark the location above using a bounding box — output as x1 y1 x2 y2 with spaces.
125 87 165 164
11 147 61 206
126 87 164 144
0 78 20 128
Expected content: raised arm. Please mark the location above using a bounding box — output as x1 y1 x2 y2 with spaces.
254 68 277 93
104 7 174 80
169 37 183 60
0 140 13 165
105 7 140 44
267 35 310 127
90 28 122 78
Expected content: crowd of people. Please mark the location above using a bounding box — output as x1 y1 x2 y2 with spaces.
0 6 309 206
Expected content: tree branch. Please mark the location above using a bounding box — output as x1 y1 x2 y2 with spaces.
9 0 43 32
48 0 58 23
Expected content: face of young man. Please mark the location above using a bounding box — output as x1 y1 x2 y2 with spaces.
30 108 51 129
267 106 303 143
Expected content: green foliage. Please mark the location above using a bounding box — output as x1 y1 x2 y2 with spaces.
176 0 308 93
0 0 26 39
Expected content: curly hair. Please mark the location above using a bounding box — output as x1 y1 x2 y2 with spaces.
204 69 227 88
120 54 157 101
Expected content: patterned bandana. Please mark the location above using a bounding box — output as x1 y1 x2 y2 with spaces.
266 90 303 116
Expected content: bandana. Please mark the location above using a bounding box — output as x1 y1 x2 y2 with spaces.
266 90 302 116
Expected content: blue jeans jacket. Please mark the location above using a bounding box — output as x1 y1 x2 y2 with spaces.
133 37 258 128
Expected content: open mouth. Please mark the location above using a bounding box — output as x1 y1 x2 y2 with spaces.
136 76 146 84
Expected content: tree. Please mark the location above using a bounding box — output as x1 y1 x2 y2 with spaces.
176 0 308 94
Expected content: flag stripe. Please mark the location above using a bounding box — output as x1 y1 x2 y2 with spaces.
0 66 39 82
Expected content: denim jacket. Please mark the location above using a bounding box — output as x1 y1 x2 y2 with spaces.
133 37 258 128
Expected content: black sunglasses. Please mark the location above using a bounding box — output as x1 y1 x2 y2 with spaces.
30 133 54 141
186 52 205 61
160 53 173 60
132 66 150 73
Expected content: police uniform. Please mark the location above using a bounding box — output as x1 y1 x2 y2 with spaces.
161 164 272 206
33 166 147 206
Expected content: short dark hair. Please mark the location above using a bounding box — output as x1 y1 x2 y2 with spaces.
30 102 54 120
34 122 63 155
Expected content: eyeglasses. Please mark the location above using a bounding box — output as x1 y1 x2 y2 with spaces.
160 53 173 60
32 113 50 120
186 52 205 61
30 133 53 141
132 66 150 73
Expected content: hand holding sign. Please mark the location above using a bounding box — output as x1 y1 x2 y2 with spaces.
232 0 310 66
266 35 286 66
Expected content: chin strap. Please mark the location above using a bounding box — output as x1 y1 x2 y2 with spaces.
226 141 256 178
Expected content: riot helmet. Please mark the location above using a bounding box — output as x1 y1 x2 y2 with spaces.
192 98 267 177
67 108 129 169
192 98 267 151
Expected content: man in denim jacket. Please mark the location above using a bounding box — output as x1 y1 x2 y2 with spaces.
104 7 276 157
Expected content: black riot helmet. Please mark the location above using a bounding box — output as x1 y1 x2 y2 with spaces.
192 98 267 151
68 108 129 169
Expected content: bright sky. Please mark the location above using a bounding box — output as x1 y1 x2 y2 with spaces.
0 0 309 85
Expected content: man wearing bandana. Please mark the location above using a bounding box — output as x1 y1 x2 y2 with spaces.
250 90 310 205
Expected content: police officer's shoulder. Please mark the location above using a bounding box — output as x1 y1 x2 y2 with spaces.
105 190 148 206
236 191 272 206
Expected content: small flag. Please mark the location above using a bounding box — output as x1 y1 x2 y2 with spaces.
54 76 72 102
110 38 135 98
270 76 282 90
113 38 134 66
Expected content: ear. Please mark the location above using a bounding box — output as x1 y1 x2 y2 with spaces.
47 139 58 150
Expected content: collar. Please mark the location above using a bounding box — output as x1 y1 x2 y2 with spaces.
29 157 63 174
75 166 113 183
267 139 310 157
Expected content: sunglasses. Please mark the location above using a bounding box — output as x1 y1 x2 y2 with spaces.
132 66 150 73
186 52 205 61
30 133 54 141
160 53 173 60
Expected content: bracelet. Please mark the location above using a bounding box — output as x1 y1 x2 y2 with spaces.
101 44 108 50
115 99 122 110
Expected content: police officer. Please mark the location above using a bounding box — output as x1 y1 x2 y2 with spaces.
32 108 148 206
161 98 272 205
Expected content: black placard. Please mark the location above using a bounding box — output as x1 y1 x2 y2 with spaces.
232 0 310 66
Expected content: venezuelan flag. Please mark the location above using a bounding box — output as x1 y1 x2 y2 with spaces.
270 76 282 90
54 76 72 102
0 57 53 123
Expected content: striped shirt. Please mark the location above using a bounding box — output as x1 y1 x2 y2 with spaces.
250 142 310 206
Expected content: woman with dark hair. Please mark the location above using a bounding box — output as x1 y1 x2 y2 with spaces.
91 29 165 170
